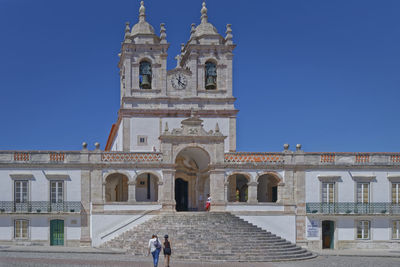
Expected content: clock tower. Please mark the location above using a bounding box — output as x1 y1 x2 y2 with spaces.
105 1 237 153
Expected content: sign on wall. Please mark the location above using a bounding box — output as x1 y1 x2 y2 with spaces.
307 219 319 237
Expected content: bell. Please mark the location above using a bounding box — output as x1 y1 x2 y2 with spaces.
205 76 216 90
141 75 151 89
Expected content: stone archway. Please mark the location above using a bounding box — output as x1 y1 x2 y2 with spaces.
174 147 211 211
135 172 159 202
257 173 280 203
105 173 129 202
227 174 250 202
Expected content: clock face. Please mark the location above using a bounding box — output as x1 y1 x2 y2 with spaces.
171 73 187 90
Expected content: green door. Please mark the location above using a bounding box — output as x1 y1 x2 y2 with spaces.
50 220 64 246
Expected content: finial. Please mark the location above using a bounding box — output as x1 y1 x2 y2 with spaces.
124 22 131 42
215 123 220 133
175 54 182 68
191 23 196 35
283 144 289 151
180 43 185 52
160 23 167 43
201 1 208 23
82 142 88 150
225 24 233 44
296 144 302 151
95 142 100 150
125 22 131 33
139 1 146 22
164 122 169 132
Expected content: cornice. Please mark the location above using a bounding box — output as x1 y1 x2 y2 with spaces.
122 96 237 103
118 109 238 118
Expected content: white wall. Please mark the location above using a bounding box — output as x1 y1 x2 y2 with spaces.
305 170 399 203
0 215 81 242
0 217 12 240
0 170 81 202
238 215 296 243
130 117 231 152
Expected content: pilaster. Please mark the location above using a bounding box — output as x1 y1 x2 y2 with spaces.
128 181 136 202
209 169 226 211
247 181 258 204
161 169 175 211
80 170 91 246
122 118 131 151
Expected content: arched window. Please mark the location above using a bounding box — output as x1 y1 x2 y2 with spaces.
205 61 217 90
139 61 152 89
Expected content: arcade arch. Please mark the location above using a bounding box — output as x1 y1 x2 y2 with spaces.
135 172 159 202
227 173 250 202
105 173 129 202
257 173 280 203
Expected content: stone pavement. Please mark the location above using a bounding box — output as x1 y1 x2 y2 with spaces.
0 245 125 254
315 248 400 258
1 247 400 267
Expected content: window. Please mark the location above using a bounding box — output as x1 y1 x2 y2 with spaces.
205 61 217 90
392 183 400 204
137 135 148 146
357 220 370 239
139 61 152 89
51 181 63 203
322 182 335 203
393 221 400 239
357 183 369 203
14 219 29 239
14 181 28 203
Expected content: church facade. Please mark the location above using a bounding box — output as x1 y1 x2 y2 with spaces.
0 1 400 251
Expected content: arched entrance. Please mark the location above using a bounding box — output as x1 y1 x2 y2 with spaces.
257 174 280 203
175 147 210 211
105 173 128 202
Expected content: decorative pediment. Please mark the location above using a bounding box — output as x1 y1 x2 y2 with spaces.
161 112 224 139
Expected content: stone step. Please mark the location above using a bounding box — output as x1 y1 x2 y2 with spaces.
101 212 315 262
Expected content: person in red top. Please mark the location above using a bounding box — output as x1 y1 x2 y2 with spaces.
205 194 211 211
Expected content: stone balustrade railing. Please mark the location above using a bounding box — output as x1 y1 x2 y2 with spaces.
0 151 399 166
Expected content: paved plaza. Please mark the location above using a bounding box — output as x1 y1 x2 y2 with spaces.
1 251 400 267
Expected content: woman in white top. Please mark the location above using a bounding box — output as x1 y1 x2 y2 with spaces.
148 234 162 267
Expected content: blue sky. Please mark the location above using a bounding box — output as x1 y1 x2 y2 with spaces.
0 0 399 152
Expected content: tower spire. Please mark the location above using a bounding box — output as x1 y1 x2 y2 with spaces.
201 1 208 24
139 1 146 22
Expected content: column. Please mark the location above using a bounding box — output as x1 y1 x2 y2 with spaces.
157 181 163 203
247 181 258 204
128 181 136 202
209 169 226 211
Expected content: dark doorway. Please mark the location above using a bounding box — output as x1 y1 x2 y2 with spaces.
271 186 278 203
322 220 334 249
175 178 188 211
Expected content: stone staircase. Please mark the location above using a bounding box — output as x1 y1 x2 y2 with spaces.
101 212 315 262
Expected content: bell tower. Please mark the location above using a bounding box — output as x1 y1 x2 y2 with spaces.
106 1 237 153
